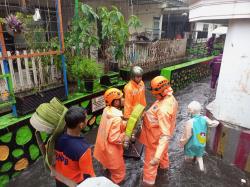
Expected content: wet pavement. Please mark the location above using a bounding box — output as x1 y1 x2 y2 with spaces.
7 77 250 187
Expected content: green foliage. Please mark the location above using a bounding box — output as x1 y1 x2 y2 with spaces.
80 4 99 23
98 6 141 60
98 6 128 60
16 12 46 50
67 3 99 55
71 57 103 80
16 12 33 28
0 18 5 24
128 15 142 30
46 36 60 51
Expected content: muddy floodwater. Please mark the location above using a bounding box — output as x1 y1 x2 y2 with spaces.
7 77 250 187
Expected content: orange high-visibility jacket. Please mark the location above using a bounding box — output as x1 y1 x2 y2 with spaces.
139 94 178 159
94 106 126 169
124 80 146 119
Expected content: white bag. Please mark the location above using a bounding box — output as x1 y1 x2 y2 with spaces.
77 177 119 187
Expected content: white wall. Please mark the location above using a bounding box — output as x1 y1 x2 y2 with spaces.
189 0 250 22
207 19 250 128
128 4 162 34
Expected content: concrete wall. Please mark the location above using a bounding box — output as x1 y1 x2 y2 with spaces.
189 0 250 22
127 3 162 34
207 19 250 129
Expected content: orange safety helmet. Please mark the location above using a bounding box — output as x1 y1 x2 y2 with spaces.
149 76 170 95
104 88 123 106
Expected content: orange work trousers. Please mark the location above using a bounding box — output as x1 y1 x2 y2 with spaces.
143 145 169 185
109 162 126 184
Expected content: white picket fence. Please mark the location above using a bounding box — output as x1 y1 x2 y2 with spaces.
0 50 62 93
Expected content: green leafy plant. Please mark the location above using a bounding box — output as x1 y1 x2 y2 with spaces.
67 3 99 57
71 57 103 80
0 18 4 24
128 15 142 31
97 6 141 69
15 12 46 50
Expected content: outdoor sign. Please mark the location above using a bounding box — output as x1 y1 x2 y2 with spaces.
91 95 106 112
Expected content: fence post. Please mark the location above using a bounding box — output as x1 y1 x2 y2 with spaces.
7 51 17 91
0 24 17 116
56 0 68 97
16 51 25 89
30 50 38 86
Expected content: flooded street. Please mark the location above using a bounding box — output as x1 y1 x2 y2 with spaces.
7 77 250 187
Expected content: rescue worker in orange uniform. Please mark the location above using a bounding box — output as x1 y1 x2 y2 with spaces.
55 106 95 187
124 66 147 119
139 76 178 186
94 88 127 184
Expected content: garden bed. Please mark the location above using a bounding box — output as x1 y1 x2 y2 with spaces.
15 84 67 116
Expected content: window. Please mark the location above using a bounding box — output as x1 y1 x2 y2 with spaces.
153 17 160 39
203 24 209 32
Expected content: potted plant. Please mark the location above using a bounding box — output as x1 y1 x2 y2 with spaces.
71 56 103 93
65 3 99 90
4 14 24 34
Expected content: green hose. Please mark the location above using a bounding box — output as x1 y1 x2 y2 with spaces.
30 97 68 167
36 103 61 127
125 104 145 137
50 97 66 114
